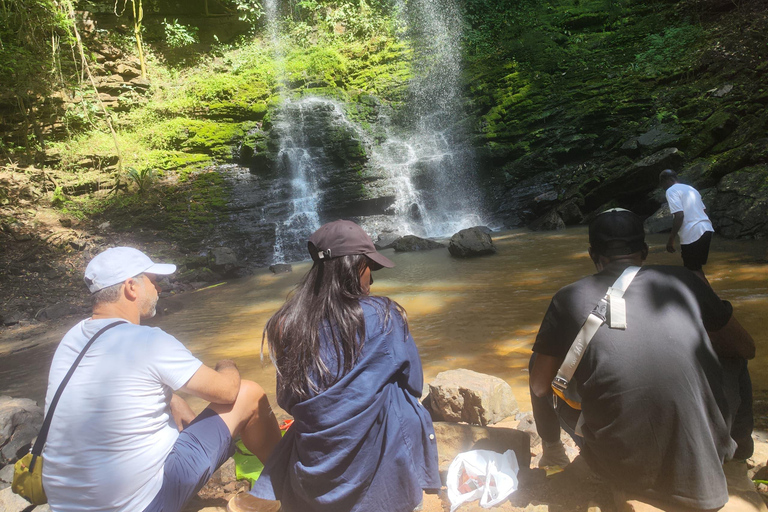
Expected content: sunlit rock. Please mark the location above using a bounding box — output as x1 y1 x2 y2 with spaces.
428 369 517 426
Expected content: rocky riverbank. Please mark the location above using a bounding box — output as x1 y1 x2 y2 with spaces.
3 367 768 512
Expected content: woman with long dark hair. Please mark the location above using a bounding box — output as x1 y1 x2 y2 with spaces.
230 220 440 512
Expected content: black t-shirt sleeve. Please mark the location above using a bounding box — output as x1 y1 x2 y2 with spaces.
678 270 732 331
532 290 583 359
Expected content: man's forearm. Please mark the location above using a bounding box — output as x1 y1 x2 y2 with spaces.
214 359 242 401
709 315 756 360
668 212 683 241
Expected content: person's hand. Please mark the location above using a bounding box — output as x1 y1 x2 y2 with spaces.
666 239 676 253
170 394 196 431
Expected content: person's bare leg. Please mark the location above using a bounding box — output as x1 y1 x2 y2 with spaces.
206 380 282 463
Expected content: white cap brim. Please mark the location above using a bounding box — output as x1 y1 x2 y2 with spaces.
145 263 177 275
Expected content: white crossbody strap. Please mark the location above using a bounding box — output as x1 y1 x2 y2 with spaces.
552 266 641 394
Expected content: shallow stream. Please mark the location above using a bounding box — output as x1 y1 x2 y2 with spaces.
2 228 767 416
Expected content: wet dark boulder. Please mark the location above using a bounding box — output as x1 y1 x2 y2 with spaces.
392 235 445 252
644 203 672 234
448 227 496 258
556 200 584 225
708 165 768 238
269 264 292 274
374 232 400 250
583 147 685 211
529 209 566 231
209 247 243 277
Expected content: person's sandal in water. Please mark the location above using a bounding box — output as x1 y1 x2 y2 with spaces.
228 493 281 512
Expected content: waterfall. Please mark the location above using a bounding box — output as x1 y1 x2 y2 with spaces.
377 0 484 237
218 0 488 266
262 0 322 263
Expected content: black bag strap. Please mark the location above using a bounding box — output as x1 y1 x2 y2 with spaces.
29 320 126 471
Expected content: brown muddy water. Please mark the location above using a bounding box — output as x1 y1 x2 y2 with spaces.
2 228 767 417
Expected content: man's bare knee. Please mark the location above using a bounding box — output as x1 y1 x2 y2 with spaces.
236 380 269 415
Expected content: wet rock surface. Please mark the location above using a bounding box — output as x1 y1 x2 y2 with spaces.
392 235 445 252
448 228 497 258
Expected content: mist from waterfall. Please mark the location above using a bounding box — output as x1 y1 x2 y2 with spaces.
263 0 322 263
377 0 485 237
225 0 487 265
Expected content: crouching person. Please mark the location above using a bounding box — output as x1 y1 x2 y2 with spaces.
529 209 754 510
42 247 282 512
230 220 441 512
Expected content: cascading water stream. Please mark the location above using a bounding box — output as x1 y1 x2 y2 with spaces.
262 0 322 263
378 0 485 237
220 0 488 265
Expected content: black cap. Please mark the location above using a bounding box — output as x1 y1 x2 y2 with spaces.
308 220 395 269
589 208 645 257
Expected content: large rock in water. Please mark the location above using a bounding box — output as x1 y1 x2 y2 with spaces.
428 369 518 426
529 209 566 231
644 203 672 234
448 228 496 258
0 396 43 464
433 422 531 477
392 235 445 252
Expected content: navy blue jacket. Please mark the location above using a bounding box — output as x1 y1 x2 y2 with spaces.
250 297 441 512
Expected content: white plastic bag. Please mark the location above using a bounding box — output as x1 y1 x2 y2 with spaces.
446 449 519 512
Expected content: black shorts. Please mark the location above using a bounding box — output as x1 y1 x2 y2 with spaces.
680 231 713 271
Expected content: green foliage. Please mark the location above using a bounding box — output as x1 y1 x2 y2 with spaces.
284 45 349 84
224 0 264 32
126 166 157 194
288 0 395 44
461 0 541 55
162 18 199 48
51 186 67 206
0 0 74 96
631 24 703 77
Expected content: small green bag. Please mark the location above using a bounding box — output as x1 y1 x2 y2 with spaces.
12 453 47 505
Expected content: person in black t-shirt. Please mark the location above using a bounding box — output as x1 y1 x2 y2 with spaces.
529 208 755 510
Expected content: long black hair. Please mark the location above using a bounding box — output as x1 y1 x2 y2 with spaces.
263 254 407 401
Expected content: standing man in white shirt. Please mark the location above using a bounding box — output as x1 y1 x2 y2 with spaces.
659 169 715 283
42 247 282 512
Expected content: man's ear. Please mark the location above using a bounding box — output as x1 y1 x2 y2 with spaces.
123 277 141 301
588 246 599 266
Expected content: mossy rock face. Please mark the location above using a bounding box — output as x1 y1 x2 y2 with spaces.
709 164 768 238
205 100 268 121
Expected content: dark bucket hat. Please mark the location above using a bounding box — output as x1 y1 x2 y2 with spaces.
308 220 395 269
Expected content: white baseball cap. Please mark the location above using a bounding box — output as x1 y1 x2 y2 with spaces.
84 247 176 293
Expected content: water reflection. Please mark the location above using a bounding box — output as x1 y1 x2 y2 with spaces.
1 228 766 416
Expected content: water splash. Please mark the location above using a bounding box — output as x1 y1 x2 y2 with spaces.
380 0 485 237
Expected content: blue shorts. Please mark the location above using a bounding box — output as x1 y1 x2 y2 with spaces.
143 408 235 512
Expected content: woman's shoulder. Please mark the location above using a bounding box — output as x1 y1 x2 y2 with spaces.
360 296 405 329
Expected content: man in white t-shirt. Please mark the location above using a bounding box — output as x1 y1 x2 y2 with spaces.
659 169 715 282
42 247 282 512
